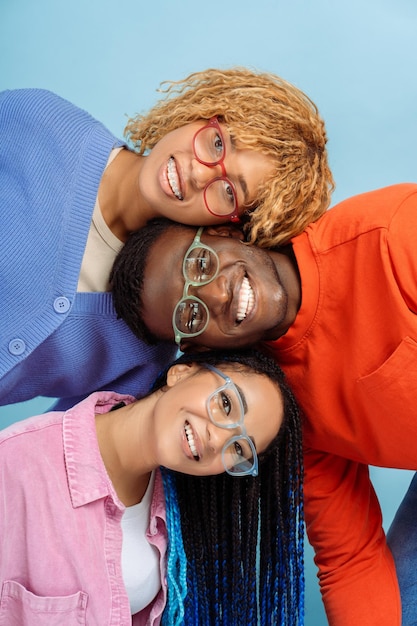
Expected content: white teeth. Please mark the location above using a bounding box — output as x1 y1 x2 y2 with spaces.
236 276 255 322
167 157 183 200
185 421 199 459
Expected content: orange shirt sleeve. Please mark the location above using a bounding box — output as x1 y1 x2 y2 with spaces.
304 448 401 625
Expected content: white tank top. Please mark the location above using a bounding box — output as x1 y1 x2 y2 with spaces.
121 471 161 615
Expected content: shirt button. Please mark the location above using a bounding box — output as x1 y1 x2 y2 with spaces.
8 338 26 355
53 297 70 314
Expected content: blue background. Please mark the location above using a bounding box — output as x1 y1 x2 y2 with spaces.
1 1 416 623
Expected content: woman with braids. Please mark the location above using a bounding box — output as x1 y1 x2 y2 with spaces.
160 350 304 626
0 349 303 626
0 67 333 409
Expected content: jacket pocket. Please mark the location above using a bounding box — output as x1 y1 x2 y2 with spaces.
0 580 88 626
357 336 417 418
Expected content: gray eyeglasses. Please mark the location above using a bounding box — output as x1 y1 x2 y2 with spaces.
204 364 258 477
172 227 219 346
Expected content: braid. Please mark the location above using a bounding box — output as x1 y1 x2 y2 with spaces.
160 470 188 626
257 394 304 625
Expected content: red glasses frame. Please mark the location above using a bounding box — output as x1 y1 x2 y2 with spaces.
192 117 240 223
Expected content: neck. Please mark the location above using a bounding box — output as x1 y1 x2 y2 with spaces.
98 148 149 241
272 245 302 335
95 396 160 506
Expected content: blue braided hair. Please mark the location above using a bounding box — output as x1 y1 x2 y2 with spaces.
153 348 304 625
160 469 187 626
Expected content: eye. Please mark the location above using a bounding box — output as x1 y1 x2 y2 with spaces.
176 301 207 334
233 440 244 458
233 438 253 461
213 132 224 157
221 180 236 207
185 302 205 332
186 248 215 282
220 391 232 416
196 251 213 280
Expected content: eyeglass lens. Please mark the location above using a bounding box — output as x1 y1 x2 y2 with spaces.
194 125 237 217
208 386 243 427
223 437 255 474
183 246 218 282
174 299 208 336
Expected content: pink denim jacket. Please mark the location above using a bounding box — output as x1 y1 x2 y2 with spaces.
0 391 167 626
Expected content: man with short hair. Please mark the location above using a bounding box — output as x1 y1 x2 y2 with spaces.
111 183 417 626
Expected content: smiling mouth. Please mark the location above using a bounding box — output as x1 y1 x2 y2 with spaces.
236 276 255 322
167 157 184 200
184 420 200 461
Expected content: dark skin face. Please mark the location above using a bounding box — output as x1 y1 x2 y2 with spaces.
141 224 302 351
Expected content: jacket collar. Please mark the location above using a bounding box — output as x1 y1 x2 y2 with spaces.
63 391 136 508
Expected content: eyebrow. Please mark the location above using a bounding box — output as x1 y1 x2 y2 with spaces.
233 382 258 450
233 381 257 449
234 382 248 413
228 133 249 205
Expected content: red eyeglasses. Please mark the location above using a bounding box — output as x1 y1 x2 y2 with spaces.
192 117 240 222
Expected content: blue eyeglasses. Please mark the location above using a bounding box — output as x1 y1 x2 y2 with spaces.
204 364 258 477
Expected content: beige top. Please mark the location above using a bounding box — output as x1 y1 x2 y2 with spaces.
78 148 124 292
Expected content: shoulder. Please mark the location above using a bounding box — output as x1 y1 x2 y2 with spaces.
0 411 63 455
332 183 417 217
305 184 417 250
1 88 73 113
0 88 102 136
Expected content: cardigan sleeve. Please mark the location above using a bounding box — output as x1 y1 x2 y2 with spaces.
304 447 401 625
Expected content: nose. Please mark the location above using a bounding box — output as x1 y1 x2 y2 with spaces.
190 157 223 190
193 274 230 317
206 422 233 455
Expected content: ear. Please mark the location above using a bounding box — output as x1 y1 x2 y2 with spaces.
204 224 245 241
165 362 200 388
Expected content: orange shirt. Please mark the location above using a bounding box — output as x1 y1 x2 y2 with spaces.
267 184 417 625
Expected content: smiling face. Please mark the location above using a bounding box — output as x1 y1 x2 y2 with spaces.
141 225 300 350
151 363 283 476
137 119 275 226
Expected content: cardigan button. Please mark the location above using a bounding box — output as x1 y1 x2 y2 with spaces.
8 338 26 355
53 296 70 314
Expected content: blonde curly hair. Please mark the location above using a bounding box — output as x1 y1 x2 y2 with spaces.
125 67 335 248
